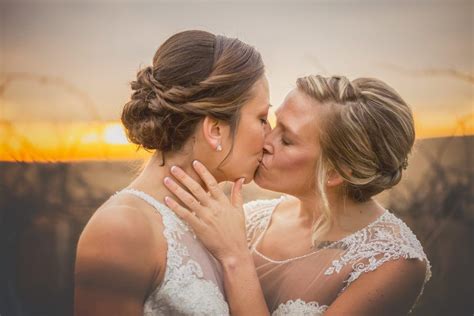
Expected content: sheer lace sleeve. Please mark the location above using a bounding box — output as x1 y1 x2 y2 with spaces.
249 208 431 315
324 211 432 294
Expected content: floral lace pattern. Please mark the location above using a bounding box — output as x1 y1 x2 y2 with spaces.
244 198 431 315
244 196 286 245
273 299 328 316
116 189 229 316
323 211 432 293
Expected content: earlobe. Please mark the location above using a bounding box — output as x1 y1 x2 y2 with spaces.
326 169 345 187
202 116 223 151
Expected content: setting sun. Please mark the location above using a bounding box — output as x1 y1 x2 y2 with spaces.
103 123 129 145
0 121 151 162
0 115 472 162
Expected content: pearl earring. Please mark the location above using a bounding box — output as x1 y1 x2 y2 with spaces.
216 144 222 152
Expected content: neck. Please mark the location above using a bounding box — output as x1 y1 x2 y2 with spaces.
127 151 202 207
295 186 385 233
296 193 320 225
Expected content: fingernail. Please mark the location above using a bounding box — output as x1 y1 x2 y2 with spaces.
164 196 175 206
164 177 171 185
194 160 205 170
170 166 178 174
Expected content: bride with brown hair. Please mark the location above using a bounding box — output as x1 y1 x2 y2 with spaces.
164 75 432 315
74 30 271 315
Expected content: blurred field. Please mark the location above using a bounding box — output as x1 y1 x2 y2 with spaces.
0 135 473 316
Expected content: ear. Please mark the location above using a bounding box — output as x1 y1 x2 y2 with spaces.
326 168 346 187
201 116 230 151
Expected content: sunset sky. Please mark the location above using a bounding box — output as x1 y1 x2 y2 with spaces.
0 0 472 161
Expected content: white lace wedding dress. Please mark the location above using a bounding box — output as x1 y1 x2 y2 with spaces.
115 188 230 316
244 196 432 316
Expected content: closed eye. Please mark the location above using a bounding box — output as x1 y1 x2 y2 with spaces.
280 137 291 146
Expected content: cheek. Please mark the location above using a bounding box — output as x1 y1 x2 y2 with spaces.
277 152 306 171
273 149 316 177
251 124 266 149
223 121 264 173
236 121 265 152
260 150 317 192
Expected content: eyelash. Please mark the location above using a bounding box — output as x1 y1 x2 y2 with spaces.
260 118 268 125
280 137 291 146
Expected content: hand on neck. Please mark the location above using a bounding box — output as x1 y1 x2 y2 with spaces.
129 151 202 208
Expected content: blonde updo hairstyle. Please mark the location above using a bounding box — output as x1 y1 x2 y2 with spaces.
296 75 415 244
121 30 264 163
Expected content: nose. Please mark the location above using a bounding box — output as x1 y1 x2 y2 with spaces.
263 134 274 155
263 144 273 155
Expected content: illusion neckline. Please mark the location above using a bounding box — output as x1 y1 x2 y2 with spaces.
252 199 390 264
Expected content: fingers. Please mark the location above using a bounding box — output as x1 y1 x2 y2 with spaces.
170 166 211 206
164 196 204 232
163 176 205 216
192 160 227 201
231 178 245 209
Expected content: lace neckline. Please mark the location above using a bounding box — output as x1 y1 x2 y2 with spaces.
116 188 230 315
253 202 389 264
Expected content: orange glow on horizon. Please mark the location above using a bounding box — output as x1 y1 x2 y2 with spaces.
0 117 472 163
0 121 152 162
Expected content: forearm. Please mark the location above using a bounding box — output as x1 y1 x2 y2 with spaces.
221 253 270 316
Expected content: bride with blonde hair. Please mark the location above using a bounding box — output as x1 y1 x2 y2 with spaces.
164 75 431 315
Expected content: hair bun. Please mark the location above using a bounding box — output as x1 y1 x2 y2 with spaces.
131 66 167 108
297 75 414 202
121 30 264 158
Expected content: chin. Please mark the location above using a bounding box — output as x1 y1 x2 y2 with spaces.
256 169 286 192
256 178 288 195
243 176 253 184
242 166 259 182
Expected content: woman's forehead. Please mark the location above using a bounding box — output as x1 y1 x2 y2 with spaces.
275 97 320 145
277 90 320 124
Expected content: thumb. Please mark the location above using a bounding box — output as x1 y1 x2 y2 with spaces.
231 177 245 208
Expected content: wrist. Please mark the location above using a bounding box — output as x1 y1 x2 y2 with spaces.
220 251 254 272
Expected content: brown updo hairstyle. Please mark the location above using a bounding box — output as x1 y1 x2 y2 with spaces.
121 30 264 163
296 75 415 243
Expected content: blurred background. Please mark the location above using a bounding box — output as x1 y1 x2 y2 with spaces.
0 0 472 315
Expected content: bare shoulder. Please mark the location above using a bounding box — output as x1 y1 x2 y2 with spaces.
327 258 428 316
74 195 167 315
